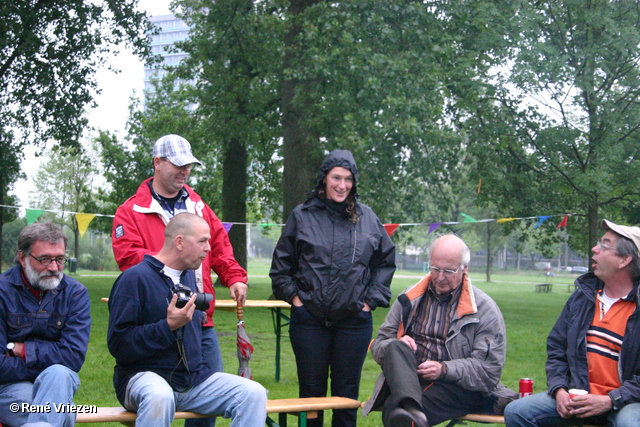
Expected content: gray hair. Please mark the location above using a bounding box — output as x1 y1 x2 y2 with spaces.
14 223 68 264
427 234 471 269
615 234 640 279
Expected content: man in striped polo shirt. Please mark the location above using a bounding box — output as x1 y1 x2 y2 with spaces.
505 219 640 427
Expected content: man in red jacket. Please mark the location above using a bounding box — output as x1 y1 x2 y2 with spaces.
111 134 248 427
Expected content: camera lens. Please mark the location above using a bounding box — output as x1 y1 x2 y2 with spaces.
194 292 213 311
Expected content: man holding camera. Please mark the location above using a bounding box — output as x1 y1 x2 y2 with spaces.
111 135 249 423
107 213 267 427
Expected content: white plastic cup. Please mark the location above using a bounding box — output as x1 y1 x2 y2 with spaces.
568 388 588 399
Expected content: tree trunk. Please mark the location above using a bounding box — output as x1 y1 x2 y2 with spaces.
222 138 248 270
281 0 324 222
587 202 600 272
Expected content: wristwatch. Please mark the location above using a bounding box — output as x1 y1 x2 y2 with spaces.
6 342 15 357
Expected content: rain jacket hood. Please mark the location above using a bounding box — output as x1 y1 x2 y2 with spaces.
314 149 359 194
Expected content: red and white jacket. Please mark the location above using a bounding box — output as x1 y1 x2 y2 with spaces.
111 178 247 326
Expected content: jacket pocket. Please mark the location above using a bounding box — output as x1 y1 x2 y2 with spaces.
7 313 34 341
352 232 380 265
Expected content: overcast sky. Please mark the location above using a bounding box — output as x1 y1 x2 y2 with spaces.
15 0 173 206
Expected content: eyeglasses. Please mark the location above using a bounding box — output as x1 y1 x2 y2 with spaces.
429 266 460 277
29 254 67 266
596 241 616 251
161 158 193 171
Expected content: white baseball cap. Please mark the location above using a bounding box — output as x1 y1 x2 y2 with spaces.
602 219 640 253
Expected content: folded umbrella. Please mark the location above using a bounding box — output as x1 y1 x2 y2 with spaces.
236 296 254 379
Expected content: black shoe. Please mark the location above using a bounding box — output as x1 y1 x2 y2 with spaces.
384 406 428 427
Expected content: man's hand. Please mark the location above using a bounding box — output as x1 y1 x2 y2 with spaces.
554 388 573 418
417 360 443 381
568 393 612 418
399 335 417 352
167 294 196 331
229 282 248 306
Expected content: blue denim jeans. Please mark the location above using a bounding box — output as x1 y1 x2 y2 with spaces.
123 371 267 427
504 391 640 427
185 326 224 427
289 305 373 427
0 364 80 427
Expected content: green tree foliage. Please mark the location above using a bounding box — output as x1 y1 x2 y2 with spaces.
277 0 517 224
2 0 153 262
1 218 27 270
464 0 640 261
1 0 153 148
0 127 24 270
126 0 284 269
29 145 103 259
95 128 151 215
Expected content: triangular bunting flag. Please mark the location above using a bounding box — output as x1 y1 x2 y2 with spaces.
556 214 569 229
25 209 44 225
75 214 96 237
259 223 279 229
428 223 442 234
384 224 399 237
460 213 477 223
534 216 552 229
497 218 516 223
222 222 233 233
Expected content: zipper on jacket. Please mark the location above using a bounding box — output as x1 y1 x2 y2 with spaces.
352 229 357 263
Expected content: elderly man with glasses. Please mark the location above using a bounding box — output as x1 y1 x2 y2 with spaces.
363 234 515 427
505 220 640 427
0 222 91 427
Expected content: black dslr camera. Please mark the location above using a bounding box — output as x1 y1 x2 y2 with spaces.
173 283 213 311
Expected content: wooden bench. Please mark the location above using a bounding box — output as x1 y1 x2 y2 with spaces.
449 413 602 426
535 283 552 293
75 396 362 427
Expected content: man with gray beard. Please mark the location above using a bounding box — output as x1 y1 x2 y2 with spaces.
0 222 91 427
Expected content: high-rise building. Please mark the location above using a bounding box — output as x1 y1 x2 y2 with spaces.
145 14 191 97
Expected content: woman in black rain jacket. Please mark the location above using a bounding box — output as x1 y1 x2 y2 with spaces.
270 149 396 427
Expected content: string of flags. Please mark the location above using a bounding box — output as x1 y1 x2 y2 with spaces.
0 204 572 239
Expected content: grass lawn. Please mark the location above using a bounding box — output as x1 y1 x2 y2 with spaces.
69 261 578 426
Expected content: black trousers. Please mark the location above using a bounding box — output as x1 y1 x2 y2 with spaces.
289 306 373 427
381 340 494 426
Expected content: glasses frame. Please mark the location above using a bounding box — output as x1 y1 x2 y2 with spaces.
596 241 616 251
429 265 461 277
161 157 193 171
29 253 67 266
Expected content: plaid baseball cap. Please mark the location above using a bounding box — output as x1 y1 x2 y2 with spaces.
602 219 640 253
152 134 202 167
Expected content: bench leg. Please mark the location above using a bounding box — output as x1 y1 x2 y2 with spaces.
298 411 306 427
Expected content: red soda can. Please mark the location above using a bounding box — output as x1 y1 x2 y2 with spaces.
519 378 533 398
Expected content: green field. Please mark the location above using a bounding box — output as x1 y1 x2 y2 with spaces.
70 261 578 426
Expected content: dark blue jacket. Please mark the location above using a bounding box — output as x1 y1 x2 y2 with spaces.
107 255 212 405
0 265 90 384
546 273 640 410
